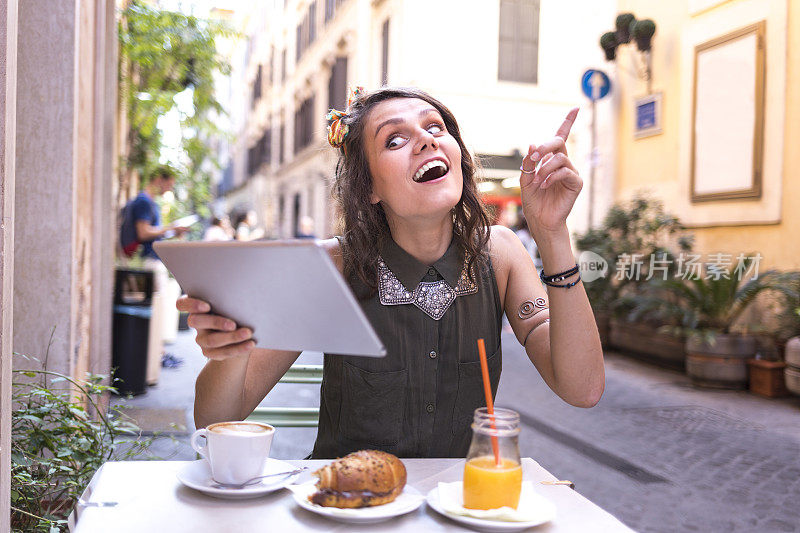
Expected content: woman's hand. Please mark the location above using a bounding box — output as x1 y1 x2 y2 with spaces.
519 108 583 240
176 296 255 360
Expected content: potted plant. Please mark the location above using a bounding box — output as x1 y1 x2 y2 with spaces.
631 19 656 52
773 272 800 395
11 353 153 531
614 13 636 44
600 32 619 61
575 193 693 366
629 261 798 389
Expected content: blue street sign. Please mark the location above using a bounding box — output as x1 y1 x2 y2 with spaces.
581 69 611 101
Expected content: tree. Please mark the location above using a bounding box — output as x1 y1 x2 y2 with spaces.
118 0 234 221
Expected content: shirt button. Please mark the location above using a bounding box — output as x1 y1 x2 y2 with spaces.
429 350 437 359
426 403 435 413
428 267 436 277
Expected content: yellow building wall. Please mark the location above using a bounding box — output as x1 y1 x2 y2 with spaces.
613 0 799 270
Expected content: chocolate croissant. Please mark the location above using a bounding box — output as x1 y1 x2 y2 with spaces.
309 450 407 508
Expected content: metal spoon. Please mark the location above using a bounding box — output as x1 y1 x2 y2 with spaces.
211 466 308 489
78 498 119 507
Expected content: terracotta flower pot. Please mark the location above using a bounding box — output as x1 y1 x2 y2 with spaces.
686 334 757 389
747 359 787 398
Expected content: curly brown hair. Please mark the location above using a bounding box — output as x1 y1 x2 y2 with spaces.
330 86 491 295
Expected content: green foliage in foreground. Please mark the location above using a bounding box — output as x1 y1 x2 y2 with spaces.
11 355 154 532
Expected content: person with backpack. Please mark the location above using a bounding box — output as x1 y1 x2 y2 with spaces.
120 164 191 381
120 164 190 260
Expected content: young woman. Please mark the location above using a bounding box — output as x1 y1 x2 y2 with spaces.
178 87 604 459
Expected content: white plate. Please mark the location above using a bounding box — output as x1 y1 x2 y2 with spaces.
290 481 424 524
176 459 301 500
426 483 556 532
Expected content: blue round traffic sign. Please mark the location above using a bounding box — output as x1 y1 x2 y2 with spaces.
581 69 611 101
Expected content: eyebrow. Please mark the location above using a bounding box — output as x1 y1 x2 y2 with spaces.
373 107 441 140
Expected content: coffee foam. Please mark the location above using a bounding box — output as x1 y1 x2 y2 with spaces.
208 422 271 436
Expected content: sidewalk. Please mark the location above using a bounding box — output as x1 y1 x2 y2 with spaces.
113 328 800 532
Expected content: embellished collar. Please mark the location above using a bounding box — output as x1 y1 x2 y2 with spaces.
379 237 464 290
377 238 477 320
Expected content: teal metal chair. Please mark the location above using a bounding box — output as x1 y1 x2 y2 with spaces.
247 364 323 427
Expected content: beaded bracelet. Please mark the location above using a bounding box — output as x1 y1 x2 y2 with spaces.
540 264 579 284
541 274 582 289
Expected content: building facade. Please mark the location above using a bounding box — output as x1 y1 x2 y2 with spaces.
219 0 617 240
609 0 799 269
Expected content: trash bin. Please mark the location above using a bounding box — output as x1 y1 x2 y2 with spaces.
111 269 154 396
112 304 151 395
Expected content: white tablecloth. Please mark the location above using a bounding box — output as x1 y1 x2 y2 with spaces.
71 458 635 532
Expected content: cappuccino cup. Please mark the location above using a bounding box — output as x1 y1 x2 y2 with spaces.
190 421 275 485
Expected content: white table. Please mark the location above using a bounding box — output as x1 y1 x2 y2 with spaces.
71 458 635 532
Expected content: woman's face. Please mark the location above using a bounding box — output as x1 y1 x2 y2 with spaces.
363 98 463 223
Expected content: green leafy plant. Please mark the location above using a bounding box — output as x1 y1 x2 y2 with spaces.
575 193 693 316
118 0 235 222
773 271 800 343
11 354 154 532
626 260 799 342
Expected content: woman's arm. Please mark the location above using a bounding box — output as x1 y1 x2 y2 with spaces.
492 227 605 407
494 226 604 407
499 107 604 407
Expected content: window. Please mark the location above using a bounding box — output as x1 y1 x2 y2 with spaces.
326 0 348 21
294 97 316 153
498 0 539 83
268 47 275 85
246 128 271 177
381 19 390 86
309 2 317 44
296 24 302 63
328 56 348 111
296 3 317 63
251 64 263 107
279 121 285 164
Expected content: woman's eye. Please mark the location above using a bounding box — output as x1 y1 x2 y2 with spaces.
427 123 444 134
386 135 404 148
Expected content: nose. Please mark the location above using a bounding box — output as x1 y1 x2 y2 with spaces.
414 128 439 153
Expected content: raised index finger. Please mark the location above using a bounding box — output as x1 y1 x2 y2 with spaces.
555 107 579 141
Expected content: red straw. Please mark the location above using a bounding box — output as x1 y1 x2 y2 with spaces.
477 338 501 466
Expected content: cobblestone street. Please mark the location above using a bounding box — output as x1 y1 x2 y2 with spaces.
498 335 800 533
119 329 800 532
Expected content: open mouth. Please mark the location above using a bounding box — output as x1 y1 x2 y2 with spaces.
413 160 449 183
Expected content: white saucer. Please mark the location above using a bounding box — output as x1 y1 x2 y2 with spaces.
177 459 301 500
289 481 424 524
426 483 556 531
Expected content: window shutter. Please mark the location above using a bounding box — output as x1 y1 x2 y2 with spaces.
498 0 516 81
498 0 539 83
381 19 390 85
309 2 317 43
328 56 348 111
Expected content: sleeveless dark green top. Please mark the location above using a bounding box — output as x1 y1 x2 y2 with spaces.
312 236 503 459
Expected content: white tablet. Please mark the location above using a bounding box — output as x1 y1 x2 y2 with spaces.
153 240 386 357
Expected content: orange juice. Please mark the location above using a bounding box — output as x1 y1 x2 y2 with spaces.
463 455 523 510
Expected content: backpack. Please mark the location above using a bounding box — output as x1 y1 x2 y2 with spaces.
119 202 140 257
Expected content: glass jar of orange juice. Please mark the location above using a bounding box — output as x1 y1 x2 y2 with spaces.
463 407 522 510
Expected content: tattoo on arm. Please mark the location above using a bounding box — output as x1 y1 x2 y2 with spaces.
518 298 550 347
518 298 547 319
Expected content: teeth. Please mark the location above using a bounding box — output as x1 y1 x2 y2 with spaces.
413 160 448 182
